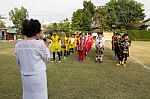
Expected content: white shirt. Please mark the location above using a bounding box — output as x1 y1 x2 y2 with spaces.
95 38 104 48
15 40 50 75
70 38 75 44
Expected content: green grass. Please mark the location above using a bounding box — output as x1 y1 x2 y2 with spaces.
0 41 150 99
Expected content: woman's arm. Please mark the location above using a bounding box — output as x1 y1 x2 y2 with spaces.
38 41 51 62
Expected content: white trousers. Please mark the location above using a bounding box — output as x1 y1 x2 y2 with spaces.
21 71 48 99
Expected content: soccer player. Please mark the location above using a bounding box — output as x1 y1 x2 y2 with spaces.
77 33 86 63
70 33 75 54
50 30 61 63
120 34 131 66
86 33 94 53
114 33 123 65
95 32 105 63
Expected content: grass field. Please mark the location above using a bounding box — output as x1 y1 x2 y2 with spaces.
0 41 150 99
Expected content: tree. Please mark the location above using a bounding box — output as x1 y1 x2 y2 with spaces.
9 6 29 32
93 6 108 30
42 18 71 36
81 0 95 31
106 0 145 30
83 0 95 15
71 1 95 31
80 10 92 31
71 9 83 31
0 20 6 28
0 15 6 28
58 18 71 32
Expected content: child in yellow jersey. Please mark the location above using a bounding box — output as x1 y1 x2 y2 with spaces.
70 34 75 53
50 30 61 62
60 32 67 59
74 34 78 51
65 33 71 57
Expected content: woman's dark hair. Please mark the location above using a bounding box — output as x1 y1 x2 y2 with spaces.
22 19 41 37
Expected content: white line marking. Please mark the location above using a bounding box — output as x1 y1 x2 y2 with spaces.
135 46 144 49
131 57 150 70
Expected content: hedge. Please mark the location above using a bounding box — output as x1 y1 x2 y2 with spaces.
118 30 150 41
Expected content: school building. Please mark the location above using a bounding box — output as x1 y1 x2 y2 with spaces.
141 18 150 30
0 27 17 41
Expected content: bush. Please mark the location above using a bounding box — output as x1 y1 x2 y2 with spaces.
118 30 150 41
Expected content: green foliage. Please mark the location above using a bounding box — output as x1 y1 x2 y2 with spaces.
9 6 29 32
72 0 145 31
93 6 108 30
42 24 53 35
42 19 71 36
118 30 150 41
83 0 95 15
106 0 145 30
80 10 92 31
0 15 6 28
71 9 83 31
0 20 6 28
71 1 95 31
58 18 71 32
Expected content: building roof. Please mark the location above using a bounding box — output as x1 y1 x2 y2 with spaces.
142 18 150 26
0 27 17 34
7 27 17 34
143 18 150 23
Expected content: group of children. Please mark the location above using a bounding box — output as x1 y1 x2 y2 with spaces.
47 30 131 65
48 30 106 63
76 32 94 63
48 30 94 63
112 33 131 66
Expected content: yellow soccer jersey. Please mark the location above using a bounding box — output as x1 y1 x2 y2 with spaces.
51 35 61 52
74 37 78 48
64 36 70 51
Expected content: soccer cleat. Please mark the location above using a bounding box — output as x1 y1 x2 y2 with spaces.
58 61 61 63
116 61 121 66
51 61 54 63
51 60 56 63
121 61 124 65
123 64 126 67
116 63 121 66
64 57 66 59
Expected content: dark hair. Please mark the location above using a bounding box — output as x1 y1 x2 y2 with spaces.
53 30 57 32
84 33 87 35
22 19 41 37
116 33 121 36
88 33 92 35
122 34 128 38
79 33 83 36
97 32 103 35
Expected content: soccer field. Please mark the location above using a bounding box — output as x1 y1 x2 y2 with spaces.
0 41 150 99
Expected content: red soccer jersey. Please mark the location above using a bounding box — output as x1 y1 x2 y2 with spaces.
77 38 86 51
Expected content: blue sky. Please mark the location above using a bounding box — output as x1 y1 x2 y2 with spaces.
0 0 149 26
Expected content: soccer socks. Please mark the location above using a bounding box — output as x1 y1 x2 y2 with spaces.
53 52 55 61
57 52 61 61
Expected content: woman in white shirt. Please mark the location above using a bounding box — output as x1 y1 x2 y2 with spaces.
15 19 50 99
